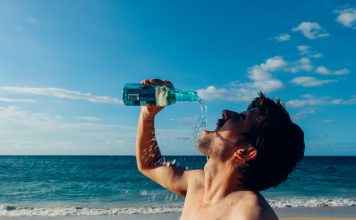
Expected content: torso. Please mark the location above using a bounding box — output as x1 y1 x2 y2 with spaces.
179 172 278 220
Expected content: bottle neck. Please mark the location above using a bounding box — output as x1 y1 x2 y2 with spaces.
174 89 199 102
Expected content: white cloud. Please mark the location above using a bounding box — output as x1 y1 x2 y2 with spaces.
292 22 329 39
316 66 350 75
297 58 313 71
297 45 323 58
247 56 286 92
197 86 227 101
198 56 289 102
287 95 356 108
0 106 202 155
309 53 323 58
0 106 136 155
248 56 287 81
249 65 272 81
0 87 121 104
293 108 316 120
287 98 325 108
316 66 330 74
297 45 310 54
330 96 356 105
336 8 356 28
275 33 291 42
198 52 349 103
334 68 350 75
197 83 259 102
252 80 283 92
228 84 260 101
261 56 288 71
287 57 313 73
291 76 336 87
0 97 37 103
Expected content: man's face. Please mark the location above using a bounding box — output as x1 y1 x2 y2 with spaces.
196 108 260 159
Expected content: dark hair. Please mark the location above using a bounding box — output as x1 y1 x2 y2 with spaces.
241 92 305 191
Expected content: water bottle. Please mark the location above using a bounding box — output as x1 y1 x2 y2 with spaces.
122 83 199 106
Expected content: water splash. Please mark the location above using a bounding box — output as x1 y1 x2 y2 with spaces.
192 98 207 143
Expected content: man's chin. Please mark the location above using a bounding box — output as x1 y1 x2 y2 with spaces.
196 147 208 156
195 137 212 156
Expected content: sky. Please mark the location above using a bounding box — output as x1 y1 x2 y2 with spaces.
0 0 355 156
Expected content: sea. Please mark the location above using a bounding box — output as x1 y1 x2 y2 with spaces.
0 156 355 216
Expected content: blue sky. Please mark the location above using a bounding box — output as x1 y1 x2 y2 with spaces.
0 0 355 155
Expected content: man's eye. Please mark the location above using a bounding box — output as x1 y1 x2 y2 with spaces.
249 107 258 112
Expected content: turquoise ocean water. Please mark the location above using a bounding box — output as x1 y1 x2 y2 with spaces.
0 156 355 216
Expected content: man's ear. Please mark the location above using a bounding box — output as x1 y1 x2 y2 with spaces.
233 144 257 161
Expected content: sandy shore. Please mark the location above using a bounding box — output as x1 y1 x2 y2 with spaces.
1 216 356 220
0 216 355 220
0 207 355 220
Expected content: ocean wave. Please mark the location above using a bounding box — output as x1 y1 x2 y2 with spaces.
269 198 356 208
0 205 183 216
1 198 355 216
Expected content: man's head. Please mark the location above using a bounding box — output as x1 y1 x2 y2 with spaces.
196 92 305 191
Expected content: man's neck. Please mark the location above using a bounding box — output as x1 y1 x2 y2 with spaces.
202 159 246 203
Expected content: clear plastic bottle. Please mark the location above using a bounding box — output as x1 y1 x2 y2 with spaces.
122 83 199 106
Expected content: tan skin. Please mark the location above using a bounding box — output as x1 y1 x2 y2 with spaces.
136 79 278 220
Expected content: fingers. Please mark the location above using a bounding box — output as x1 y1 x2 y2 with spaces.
162 80 173 87
141 78 162 85
141 79 151 84
141 79 173 88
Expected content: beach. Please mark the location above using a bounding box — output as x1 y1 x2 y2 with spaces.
1 207 356 219
0 215 356 220
0 216 355 220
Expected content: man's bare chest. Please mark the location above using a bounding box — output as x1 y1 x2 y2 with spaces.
180 192 235 220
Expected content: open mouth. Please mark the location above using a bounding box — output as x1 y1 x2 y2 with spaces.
215 113 243 130
216 119 226 130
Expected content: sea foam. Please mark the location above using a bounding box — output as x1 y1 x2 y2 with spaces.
268 197 356 208
1 198 355 216
0 205 182 216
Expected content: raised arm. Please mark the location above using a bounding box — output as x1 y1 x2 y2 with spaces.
136 79 191 197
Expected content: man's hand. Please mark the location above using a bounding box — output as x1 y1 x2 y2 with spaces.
140 79 174 118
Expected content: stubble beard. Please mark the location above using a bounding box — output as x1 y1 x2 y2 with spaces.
197 133 233 162
196 135 212 156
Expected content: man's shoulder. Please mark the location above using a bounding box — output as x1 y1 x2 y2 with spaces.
230 190 260 209
230 191 278 220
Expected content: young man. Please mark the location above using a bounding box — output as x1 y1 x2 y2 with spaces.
136 79 305 220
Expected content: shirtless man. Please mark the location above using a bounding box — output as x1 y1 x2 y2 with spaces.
136 79 305 220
